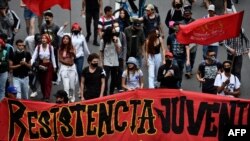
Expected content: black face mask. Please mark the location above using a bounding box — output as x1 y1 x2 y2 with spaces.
91 63 98 68
175 4 182 9
56 100 63 104
45 20 50 25
113 32 120 37
72 31 80 35
165 59 172 67
224 67 231 73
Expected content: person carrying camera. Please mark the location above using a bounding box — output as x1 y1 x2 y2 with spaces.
31 34 56 102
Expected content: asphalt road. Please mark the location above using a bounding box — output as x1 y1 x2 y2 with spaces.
8 0 250 101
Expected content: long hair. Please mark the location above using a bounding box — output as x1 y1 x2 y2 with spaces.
126 64 139 81
103 26 113 46
147 29 159 55
60 35 74 53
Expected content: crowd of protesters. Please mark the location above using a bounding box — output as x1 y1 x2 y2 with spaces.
0 0 249 104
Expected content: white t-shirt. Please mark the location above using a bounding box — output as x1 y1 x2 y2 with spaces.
100 39 121 67
122 69 143 89
214 73 241 96
24 35 35 54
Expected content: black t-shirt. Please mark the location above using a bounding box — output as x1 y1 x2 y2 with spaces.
40 23 60 48
82 66 105 100
11 51 31 78
143 14 160 37
198 61 222 94
157 64 181 89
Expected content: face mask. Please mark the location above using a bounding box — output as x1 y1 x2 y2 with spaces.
184 17 191 21
72 30 80 35
209 56 216 62
175 4 182 9
91 63 98 68
56 100 63 104
45 20 50 25
115 27 120 33
165 59 172 67
16 48 24 53
224 67 231 73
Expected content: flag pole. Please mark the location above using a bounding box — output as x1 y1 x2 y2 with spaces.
70 0 72 32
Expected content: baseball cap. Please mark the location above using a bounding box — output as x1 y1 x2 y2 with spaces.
7 86 17 94
132 19 142 27
165 51 174 58
208 4 215 11
146 4 154 11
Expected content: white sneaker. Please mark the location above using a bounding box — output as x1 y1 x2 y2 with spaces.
30 92 38 98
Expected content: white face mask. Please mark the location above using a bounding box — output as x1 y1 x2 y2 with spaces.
115 27 120 33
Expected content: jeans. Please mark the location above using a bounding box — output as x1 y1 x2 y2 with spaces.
117 58 124 90
13 76 29 99
139 0 146 17
60 64 77 102
148 53 162 88
0 72 8 101
186 51 197 73
74 56 84 86
104 66 119 95
86 12 99 42
228 54 242 81
203 45 218 60
173 58 186 88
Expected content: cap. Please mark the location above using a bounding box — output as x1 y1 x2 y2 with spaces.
132 19 142 27
7 86 17 94
208 4 215 11
146 4 154 11
71 23 81 31
165 51 174 58
127 57 139 67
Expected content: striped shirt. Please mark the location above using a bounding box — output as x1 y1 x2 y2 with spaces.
226 32 250 56
98 16 115 31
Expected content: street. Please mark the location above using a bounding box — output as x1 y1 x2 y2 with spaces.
8 0 250 101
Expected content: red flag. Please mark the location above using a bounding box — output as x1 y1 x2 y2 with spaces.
176 11 244 45
23 0 71 16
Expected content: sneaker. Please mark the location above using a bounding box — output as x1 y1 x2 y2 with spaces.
93 41 100 46
30 91 38 98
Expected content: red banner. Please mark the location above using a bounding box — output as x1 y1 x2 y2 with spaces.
23 0 71 16
176 11 244 45
0 89 250 141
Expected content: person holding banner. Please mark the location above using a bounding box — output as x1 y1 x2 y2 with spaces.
214 60 241 97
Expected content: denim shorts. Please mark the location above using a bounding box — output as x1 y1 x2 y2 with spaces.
24 7 36 20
